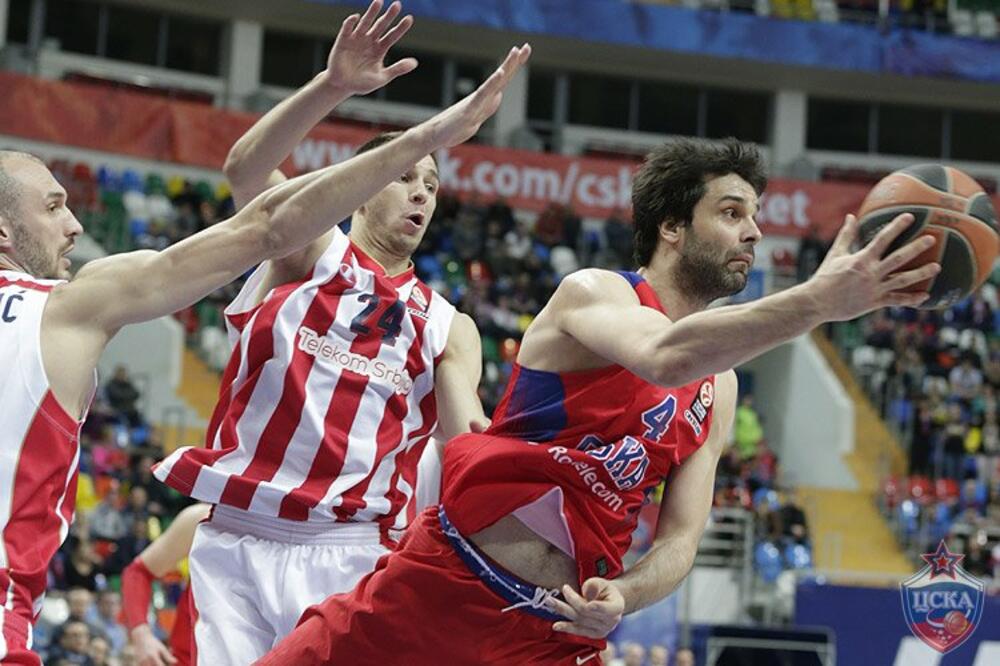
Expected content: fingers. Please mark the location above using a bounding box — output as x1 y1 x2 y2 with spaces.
469 418 491 433
384 57 418 81
479 44 532 97
881 290 932 308
367 0 402 37
376 13 414 49
561 584 589 610
878 234 935 276
881 262 941 294
338 13 361 41
544 595 579 621
355 0 384 34
829 214 858 256
864 212 915 259
552 619 611 639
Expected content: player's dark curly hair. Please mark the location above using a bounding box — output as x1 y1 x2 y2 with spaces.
631 137 767 267
355 131 404 155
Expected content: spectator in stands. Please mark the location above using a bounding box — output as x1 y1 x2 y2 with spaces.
676 648 696 666
604 208 633 267
105 366 144 428
734 393 764 460
88 591 127 656
649 644 670 666
121 486 151 534
88 636 111 666
621 642 646 666
89 486 127 542
48 619 95 666
942 403 969 481
107 517 151 576
128 454 174 517
909 400 936 476
950 356 984 404
963 532 992 578
63 538 102 592
777 488 810 545
453 203 485 261
504 219 533 261
796 225 827 283
533 202 565 247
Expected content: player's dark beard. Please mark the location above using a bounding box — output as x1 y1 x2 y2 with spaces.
11 225 59 279
673 230 749 303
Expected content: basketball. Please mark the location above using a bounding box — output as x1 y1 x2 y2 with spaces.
944 610 969 636
857 164 1000 309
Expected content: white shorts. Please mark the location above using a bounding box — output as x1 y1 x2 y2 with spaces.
188 505 390 665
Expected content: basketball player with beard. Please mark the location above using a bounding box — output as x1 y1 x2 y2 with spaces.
261 137 939 665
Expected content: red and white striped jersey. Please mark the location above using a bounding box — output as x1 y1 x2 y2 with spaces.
155 229 456 531
0 270 90 622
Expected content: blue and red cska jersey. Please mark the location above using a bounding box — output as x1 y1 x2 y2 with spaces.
441 270 716 583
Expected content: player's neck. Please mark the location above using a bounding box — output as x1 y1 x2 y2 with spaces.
348 228 412 277
637 263 712 321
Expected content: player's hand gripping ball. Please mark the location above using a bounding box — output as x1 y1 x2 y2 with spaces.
857 164 1000 309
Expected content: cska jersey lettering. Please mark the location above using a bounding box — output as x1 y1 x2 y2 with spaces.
0 289 25 322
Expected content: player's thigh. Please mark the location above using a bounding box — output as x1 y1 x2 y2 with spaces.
189 524 274 664
274 542 390 641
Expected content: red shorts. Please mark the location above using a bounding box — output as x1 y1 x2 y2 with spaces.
0 608 40 666
258 507 603 665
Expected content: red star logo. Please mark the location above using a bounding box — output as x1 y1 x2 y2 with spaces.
921 540 965 580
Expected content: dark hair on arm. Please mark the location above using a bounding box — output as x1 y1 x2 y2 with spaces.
631 137 767 267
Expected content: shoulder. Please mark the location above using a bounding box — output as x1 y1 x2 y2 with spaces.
551 268 640 309
444 312 480 352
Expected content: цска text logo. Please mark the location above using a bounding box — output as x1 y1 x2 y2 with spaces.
900 540 984 654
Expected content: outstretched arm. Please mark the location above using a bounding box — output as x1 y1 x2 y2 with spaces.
224 0 417 211
555 213 939 389
42 44 531 415
48 44 530 334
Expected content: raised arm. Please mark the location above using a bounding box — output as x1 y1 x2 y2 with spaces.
555 213 939 388
41 44 531 415
224 0 417 210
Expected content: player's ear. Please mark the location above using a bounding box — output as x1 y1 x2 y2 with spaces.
659 218 682 249
0 214 14 252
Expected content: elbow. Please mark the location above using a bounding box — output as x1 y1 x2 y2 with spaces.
240 198 288 259
222 149 247 184
649 348 698 388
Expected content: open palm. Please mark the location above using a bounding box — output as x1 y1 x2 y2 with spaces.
423 44 532 149
323 0 417 96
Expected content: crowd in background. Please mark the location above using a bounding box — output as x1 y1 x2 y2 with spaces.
853 285 1000 584
60 152 1000 663
34 363 192 665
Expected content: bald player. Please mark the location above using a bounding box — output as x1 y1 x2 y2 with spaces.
0 39 529 665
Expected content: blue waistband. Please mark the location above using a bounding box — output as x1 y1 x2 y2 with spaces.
438 506 566 623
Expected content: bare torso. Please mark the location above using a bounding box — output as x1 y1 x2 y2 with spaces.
469 515 578 590
464 274 650 590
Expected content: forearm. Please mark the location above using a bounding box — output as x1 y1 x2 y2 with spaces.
655 282 827 386
121 557 156 630
615 533 698 614
260 127 433 254
224 74 348 193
